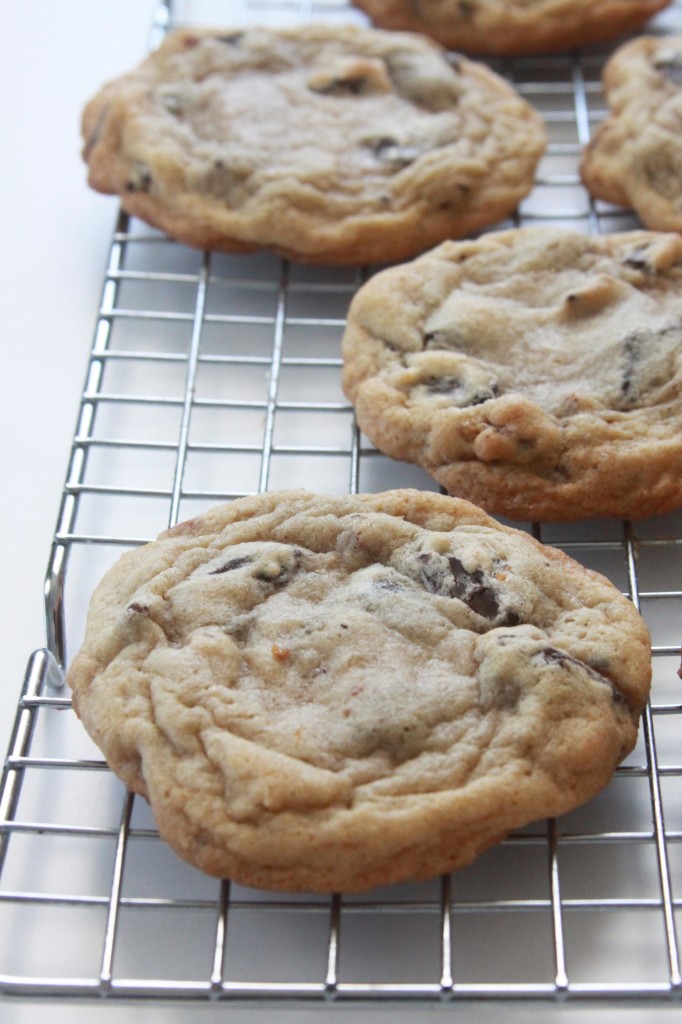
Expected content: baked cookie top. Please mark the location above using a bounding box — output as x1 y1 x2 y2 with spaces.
67 489 651 892
581 34 682 233
352 0 671 57
81 24 545 265
342 227 682 522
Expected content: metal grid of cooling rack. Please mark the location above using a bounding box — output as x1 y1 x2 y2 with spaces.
2 0 682 1006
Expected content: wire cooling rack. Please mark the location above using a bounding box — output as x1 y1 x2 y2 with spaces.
1 0 682 1006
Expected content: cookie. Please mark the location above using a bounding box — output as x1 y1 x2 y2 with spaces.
81 24 545 265
352 0 671 57
581 35 682 233
66 489 651 892
341 227 682 522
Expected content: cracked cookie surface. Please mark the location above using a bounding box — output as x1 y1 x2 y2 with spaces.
352 0 670 56
81 24 545 265
581 34 682 233
67 489 651 892
342 227 682 522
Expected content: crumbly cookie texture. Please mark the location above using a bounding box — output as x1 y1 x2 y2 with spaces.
67 489 651 893
81 24 545 265
352 0 670 56
342 227 682 522
581 35 682 232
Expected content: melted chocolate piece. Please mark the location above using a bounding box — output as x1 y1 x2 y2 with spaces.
311 75 377 96
372 138 422 166
124 168 152 193
469 384 500 405
421 375 500 406
621 333 642 405
423 330 449 349
623 246 654 273
611 323 680 409
416 552 519 624
538 647 627 704
654 53 682 85
374 578 405 592
217 32 245 45
208 556 253 575
541 647 589 671
253 548 304 586
425 375 462 394
447 555 499 616
254 567 292 584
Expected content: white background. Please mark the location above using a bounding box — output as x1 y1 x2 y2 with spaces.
0 3 679 1022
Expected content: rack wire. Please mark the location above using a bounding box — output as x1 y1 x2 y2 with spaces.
1 0 682 1006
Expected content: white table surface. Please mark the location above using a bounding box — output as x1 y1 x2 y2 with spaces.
1 3 680 1022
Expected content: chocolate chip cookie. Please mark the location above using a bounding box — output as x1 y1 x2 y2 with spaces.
67 489 651 892
352 0 671 57
581 34 682 233
81 24 545 265
342 227 682 522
